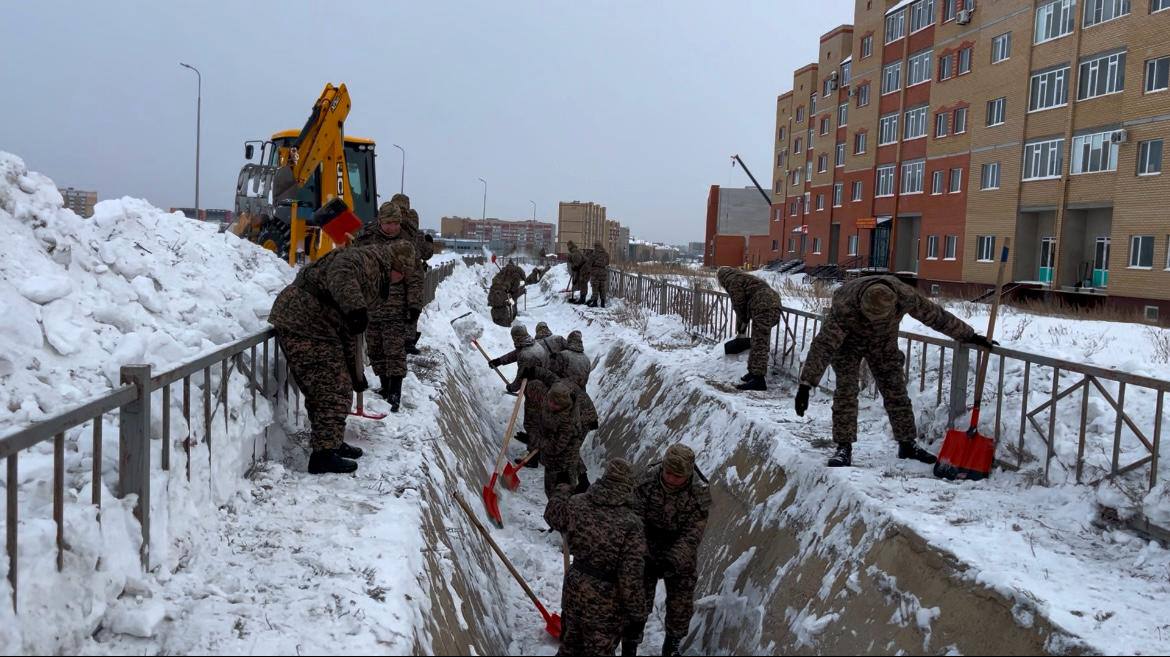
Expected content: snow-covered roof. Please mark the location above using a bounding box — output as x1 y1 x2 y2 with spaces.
886 0 915 15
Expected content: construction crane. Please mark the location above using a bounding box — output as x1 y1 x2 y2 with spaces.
730 154 775 207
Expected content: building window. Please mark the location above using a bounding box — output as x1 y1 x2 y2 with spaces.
862 35 874 58
992 33 1012 63
794 137 802 152
823 78 835 97
854 131 868 154
926 235 939 259
945 235 958 259
908 49 933 86
852 180 864 200
1084 0 1130 27
902 159 926 194
953 107 968 133
808 129 814 149
882 62 902 95
842 61 853 85
910 0 937 31
876 164 896 196
1156 0 1170 12
836 142 846 167
833 183 844 206
1146 57 1169 93
1131 235 1155 267
932 169 945 194
788 237 796 252
976 235 996 261
986 97 1006 126
775 179 782 194
777 152 783 167
904 106 928 140
939 54 954 80
981 161 1002 189
820 116 831 135
1029 67 1071 111
1036 0 1076 43
838 103 848 126
1071 131 1120 174
857 83 871 107
943 0 958 21
796 106 805 122
848 234 860 256
879 113 900 145
772 239 779 251
1023 139 1065 180
950 167 963 192
818 154 829 173
804 191 811 213
958 47 973 75
791 200 799 216
816 194 825 210
779 126 786 141
813 237 823 254
1139 139 1164 175
1079 51 1126 99
886 10 906 43
807 160 814 178
811 93 817 113
935 112 949 137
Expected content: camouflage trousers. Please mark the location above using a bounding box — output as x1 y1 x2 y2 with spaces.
558 569 623 656
588 272 608 303
640 560 698 639
279 332 351 451
543 457 588 498
522 380 549 448
831 341 915 444
575 271 591 299
747 307 781 376
490 304 514 328
366 315 408 379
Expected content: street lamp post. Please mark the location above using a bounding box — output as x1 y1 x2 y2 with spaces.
529 200 536 255
179 62 202 217
477 177 487 250
393 144 405 194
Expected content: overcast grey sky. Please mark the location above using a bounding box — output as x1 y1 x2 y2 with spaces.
1 1 853 243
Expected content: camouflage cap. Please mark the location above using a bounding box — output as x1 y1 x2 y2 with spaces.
716 266 735 289
861 283 897 321
390 193 411 210
663 444 695 479
548 381 573 409
567 240 577 250
535 322 551 339
510 324 533 348
387 241 415 273
405 208 420 228
377 202 403 221
601 458 636 494
566 330 584 353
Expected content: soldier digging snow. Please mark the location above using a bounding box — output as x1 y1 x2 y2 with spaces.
268 241 415 474
402 205 433 354
716 266 781 391
487 266 519 327
536 381 589 497
796 275 994 467
586 241 610 308
544 458 647 657
630 444 710 657
568 241 591 305
493 325 551 455
351 203 421 412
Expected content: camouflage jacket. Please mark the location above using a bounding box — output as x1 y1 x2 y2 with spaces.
350 226 421 316
589 247 610 271
633 465 711 575
568 248 588 274
537 392 583 470
487 268 517 307
799 275 976 387
544 477 647 628
717 267 781 333
496 341 550 373
555 347 592 390
525 267 543 284
268 245 392 341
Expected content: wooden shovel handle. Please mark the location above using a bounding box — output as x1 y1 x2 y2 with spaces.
472 339 512 386
972 238 1010 413
453 491 543 608
492 380 527 476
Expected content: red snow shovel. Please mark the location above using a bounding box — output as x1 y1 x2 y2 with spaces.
483 380 526 527
502 449 539 491
935 238 1010 481
453 491 562 639
350 335 387 420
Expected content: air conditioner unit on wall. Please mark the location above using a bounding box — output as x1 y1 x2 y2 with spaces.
957 9 972 24
1111 129 1128 144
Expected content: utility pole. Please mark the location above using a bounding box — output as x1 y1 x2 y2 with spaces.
393 144 405 193
477 177 487 250
179 62 202 216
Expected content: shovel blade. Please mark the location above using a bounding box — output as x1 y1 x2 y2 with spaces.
724 337 751 355
502 462 522 491
546 612 562 639
482 476 503 528
934 428 995 481
350 408 387 420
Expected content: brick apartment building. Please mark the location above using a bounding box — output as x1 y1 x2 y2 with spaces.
704 185 772 267
59 187 97 217
439 216 555 253
557 201 628 261
767 0 1170 317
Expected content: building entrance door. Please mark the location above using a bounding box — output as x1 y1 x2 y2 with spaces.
1093 237 1110 287
1038 237 1055 284
828 224 840 265
870 224 891 269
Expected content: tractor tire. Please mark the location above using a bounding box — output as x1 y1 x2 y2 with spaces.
258 219 291 261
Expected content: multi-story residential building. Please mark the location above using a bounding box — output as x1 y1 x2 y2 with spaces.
704 185 772 266
557 201 608 255
606 219 630 262
439 216 555 253
172 207 234 227
767 0 1170 317
59 187 97 217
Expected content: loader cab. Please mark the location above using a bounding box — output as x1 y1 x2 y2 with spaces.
268 130 378 224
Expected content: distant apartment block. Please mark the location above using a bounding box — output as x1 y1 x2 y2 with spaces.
557 201 607 254
59 187 97 217
762 0 1170 316
439 216 555 254
703 185 771 267
606 219 630 263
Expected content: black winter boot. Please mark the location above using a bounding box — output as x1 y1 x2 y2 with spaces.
661 633 682 657
405 343 421 356
600 296 606 308
898 440 937 464
388 375 403 413
514 431 529 445
621 639 639 656
827 443 852 467
740 373 753 382
574 473 591 494
735 374 767 391
308 449 358 474
586 298 598 307
336 442 364 459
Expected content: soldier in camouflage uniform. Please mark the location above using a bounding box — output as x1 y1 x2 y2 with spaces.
544 458 647 657
525 266 545 285
586 242 610 308
796 275 994 467
568 242 591 304
494 325 552 457
268 241 415 474
487 266 518 327
403 207 434 354
351 203 421 412
630 444 711 657
536 381 588 497
501 260 526 304
716 266 781 392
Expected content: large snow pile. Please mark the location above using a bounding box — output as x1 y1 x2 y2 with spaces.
0 152 292 433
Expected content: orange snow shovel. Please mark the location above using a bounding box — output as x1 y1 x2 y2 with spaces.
935 238 1010 481
483 380 526 527
502 449 539 491
350 335 387 420
454 491 562 639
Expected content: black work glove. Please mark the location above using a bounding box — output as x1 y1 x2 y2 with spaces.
488 357 503 369
342 308 369 335
424 234 434 243
795 384 810 417
407 307 422 323
506 378 523 394
965 334 999 350
352 372 369 393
